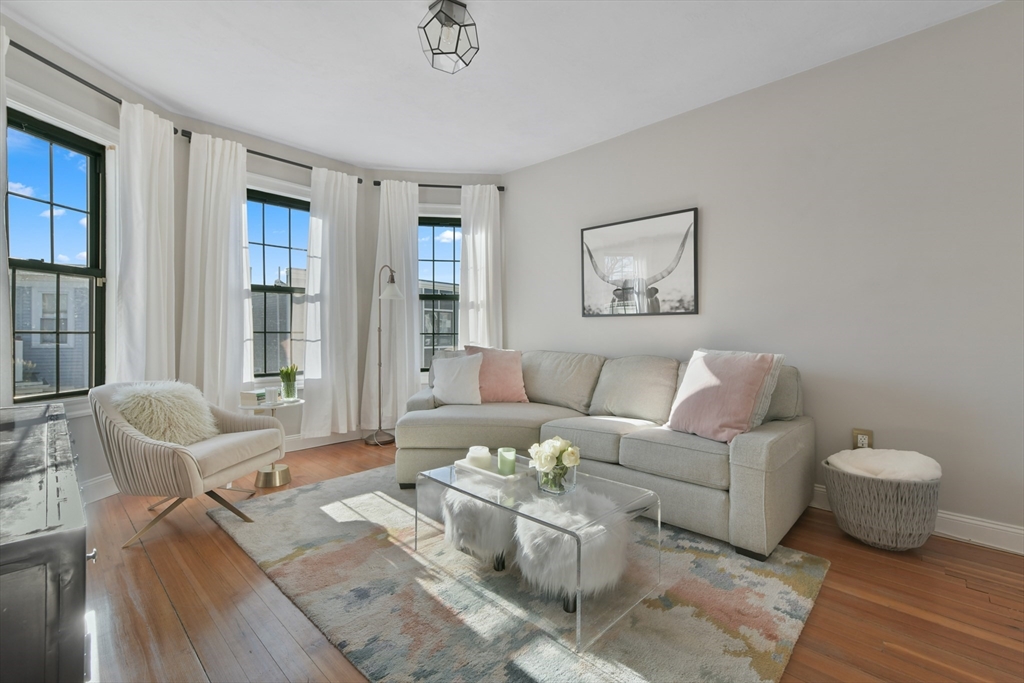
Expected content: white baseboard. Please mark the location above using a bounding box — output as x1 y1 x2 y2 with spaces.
80 474 119 505
809 484 1023 555
284 431 362 452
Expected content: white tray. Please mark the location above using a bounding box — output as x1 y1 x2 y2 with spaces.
454 456 533 483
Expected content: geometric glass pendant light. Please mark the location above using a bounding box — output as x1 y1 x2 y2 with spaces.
418 0 479 74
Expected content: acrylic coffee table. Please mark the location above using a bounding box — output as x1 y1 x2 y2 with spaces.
415 454 661 651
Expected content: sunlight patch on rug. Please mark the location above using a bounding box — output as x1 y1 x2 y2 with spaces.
209 465 828 682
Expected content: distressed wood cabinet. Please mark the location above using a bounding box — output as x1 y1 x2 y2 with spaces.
0 404 87 683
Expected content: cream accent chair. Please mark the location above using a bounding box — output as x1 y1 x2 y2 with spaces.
89 382 285 547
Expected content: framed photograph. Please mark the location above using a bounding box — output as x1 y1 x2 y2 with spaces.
581 207 698 317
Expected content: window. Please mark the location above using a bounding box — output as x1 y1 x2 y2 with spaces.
7 109 105 401
247 190 309 377
418 217 461 371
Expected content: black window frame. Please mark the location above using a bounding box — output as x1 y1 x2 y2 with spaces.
7 108 106 403
418 217 461 372
247 189 309 378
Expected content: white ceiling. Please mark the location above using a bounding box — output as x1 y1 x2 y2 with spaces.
2 1 997 174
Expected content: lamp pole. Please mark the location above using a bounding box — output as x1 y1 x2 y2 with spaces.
366 264 403 445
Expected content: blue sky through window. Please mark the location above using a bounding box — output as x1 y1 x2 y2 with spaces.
7 128 89 265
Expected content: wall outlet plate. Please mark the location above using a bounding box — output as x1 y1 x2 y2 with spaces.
852 428 873 449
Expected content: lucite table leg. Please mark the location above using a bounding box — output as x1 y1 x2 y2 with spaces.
575 535 582 652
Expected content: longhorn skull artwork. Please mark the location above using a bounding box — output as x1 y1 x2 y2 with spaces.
581 209 697 316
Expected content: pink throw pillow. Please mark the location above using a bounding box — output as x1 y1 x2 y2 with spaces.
668 350 778 443
465 346 529 403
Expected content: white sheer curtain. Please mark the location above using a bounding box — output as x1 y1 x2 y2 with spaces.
360 180 419 431
300 168 360 438
108 103 176 382
459 184 503 348
178 133 253 409
1 28 12 406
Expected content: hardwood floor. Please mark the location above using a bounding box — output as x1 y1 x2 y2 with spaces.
84 441 1023 682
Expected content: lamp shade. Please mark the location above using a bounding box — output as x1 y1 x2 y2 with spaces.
418 0 479 74
381 280 404 300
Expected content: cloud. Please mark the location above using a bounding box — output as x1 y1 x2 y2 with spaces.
56 254 70 263
79 217 88 228
436 229 461 243
40 208 66 218
76 251 87 261
8 182 34 196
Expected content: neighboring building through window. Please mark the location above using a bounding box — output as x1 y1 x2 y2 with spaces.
7 109 105 401
246 190 309 376
418 217 461 371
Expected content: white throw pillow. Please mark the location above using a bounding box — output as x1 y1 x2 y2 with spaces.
113 381 219 446
432 354 483 406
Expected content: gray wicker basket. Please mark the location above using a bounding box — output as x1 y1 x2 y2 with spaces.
822 460 940 551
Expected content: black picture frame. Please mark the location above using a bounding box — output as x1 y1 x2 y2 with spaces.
581 207 698 317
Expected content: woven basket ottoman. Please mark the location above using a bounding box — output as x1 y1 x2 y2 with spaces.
822 458 940 551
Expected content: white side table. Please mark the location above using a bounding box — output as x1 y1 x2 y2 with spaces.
238 398 305 418
238 399 304 487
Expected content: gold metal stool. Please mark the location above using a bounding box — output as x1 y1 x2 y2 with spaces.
255 463 291 488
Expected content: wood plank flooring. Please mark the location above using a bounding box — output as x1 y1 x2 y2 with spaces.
84 441 1024 682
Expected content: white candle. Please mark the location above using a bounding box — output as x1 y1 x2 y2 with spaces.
466 446 491 470
498 448 517 476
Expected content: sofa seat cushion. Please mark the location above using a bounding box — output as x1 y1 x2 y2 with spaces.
620 427 731 490
540 416 656 464
396 403 585 450
185 428 283 478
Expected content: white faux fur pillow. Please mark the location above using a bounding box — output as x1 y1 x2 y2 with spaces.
112 381 219 446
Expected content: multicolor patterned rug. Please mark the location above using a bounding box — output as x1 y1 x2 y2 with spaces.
208 465 828 682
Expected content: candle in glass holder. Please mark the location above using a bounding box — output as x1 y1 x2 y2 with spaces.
466 446 491 470
498 448 517 476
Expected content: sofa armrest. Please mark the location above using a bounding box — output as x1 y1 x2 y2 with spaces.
729 417 815 472
406 387 436 413
728 416 816 556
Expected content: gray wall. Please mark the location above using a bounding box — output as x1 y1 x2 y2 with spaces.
500 2 1024 526
0 14 499 487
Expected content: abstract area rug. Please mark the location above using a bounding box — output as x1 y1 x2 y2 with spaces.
209 466 828 682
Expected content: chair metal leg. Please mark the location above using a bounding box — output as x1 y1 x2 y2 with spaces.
122 498 186 548
206 490 254 523
218 483 256 496
146 496 176 511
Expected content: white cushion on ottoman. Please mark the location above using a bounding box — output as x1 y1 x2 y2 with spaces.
514 490 629 598
442 478 515 563
827 449 941 481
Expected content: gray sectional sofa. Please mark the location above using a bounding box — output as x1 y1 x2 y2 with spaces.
395 350 816 558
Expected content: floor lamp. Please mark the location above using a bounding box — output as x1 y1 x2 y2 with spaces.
365 264 404 446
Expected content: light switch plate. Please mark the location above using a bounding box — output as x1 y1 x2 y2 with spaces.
852 428 873 449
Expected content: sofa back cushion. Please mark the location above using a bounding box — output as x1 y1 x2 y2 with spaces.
765 365 803 420
521 350 606 413
589 355 680 423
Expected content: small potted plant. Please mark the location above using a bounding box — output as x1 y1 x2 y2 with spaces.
280 363 298 400
528 436 580 494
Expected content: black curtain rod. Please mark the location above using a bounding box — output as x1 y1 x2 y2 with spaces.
373 181 505 191
181 129 363 183
10 40 123 105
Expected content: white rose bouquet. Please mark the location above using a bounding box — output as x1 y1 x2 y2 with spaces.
528 436 580 493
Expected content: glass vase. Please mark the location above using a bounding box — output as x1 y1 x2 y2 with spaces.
537 466 576 495
281 381 297 400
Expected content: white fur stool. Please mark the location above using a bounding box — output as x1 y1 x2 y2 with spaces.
442 479 515 571
514 490 629 612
